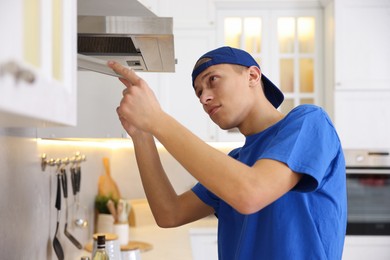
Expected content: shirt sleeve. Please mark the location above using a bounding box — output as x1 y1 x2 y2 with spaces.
192 182 220 213
260 106 342 192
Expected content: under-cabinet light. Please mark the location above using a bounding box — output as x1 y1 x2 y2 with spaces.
37 138 243 151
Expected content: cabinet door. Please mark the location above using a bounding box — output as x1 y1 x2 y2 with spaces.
162 29 218 141
335 0 390 90
190 228 218 260
334 90 390 149
0 0 77 127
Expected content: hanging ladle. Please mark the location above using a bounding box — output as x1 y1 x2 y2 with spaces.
61 167 83 249
53 172 64 260
71 162 88 228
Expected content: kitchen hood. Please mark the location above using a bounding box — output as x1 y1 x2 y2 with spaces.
77 0 175 75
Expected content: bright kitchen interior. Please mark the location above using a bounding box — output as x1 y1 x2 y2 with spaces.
1 0 390 259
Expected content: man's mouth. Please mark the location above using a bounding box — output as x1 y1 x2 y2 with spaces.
207 105 221 116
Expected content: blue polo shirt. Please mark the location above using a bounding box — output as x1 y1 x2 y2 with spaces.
192 105 347 260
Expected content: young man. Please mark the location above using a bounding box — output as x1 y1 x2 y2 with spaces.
108 46 347 259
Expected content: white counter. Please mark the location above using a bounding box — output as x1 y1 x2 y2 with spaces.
77 199 218 260
77 216 218 260
131 216 217 260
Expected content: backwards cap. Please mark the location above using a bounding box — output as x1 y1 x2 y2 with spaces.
191 46 284 108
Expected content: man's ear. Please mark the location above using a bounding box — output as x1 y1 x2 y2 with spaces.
248 66 261 87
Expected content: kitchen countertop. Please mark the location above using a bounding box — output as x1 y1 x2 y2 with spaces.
130 216 217 260
78 215 218 260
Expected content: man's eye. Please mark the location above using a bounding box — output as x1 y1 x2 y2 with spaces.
197 90 202 98
210 76 217 82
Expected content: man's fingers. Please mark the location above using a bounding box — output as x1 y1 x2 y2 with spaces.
107 60 133 77
108 61 140 86
116 106 127 121
119 77 132 88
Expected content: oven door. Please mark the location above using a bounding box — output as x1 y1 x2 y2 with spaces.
346 167 390 235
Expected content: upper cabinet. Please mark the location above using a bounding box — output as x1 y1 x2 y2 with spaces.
333 0 390 149
334 90 390 149
161 28 219 142
0 0 77 127
334 0 390 90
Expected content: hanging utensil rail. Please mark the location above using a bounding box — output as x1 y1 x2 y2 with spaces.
41 152 86 172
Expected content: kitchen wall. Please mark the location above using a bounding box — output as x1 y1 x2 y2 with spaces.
0 128 105 259
0 128 50 259
0 127 203 259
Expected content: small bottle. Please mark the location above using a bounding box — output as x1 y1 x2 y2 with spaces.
92 235 110 260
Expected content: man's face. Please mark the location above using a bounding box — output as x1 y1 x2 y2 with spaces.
193 64 255 130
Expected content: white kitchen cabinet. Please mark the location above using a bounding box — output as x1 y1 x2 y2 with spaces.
334 0 390 90
162 28 219 141
334 90 390 149
190 228 218 260
333 0 390 148
0 0 77 127
343 236 390 260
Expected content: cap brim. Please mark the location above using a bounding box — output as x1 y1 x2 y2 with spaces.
262 75 284 108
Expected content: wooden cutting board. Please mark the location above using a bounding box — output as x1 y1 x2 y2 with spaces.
98 157 121 201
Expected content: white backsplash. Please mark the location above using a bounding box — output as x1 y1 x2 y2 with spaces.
0 128 203 259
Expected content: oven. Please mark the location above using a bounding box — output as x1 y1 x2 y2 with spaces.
342 149 390 260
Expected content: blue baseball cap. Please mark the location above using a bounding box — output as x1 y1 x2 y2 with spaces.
191 46 284 108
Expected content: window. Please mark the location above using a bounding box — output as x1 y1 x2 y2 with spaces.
277 16 316 113
218 8 322 114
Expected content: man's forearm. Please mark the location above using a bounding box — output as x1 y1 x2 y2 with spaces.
150 113 250 203
131 133 181 226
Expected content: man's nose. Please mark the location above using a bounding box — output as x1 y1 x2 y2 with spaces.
200 90 213 105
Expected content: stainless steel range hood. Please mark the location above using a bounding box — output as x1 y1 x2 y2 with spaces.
77 0 175 75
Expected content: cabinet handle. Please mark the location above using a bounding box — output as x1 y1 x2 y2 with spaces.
0 61 35 84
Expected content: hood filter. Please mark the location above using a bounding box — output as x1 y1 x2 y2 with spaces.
78 36 140 56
